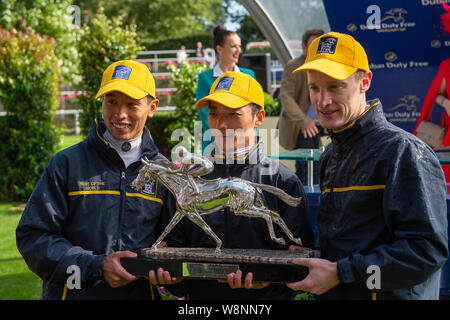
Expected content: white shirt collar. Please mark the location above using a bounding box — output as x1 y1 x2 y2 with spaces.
104 130 143 168
213 63 241 77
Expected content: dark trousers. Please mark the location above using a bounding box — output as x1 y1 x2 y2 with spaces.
294 131 320 185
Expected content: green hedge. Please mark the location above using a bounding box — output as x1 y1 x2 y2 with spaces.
146 112 176 159
76 4 143 136
0 24 61 201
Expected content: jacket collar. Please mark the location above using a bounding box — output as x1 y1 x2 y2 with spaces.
326 99 384 146
88 118 160 164
207 136 267 167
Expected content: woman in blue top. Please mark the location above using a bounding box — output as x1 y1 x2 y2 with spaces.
196 26 255 152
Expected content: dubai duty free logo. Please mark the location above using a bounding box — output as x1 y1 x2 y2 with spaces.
347 5 416 33
316 37 338 54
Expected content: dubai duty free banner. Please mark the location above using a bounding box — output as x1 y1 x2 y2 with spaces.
322 0 450 132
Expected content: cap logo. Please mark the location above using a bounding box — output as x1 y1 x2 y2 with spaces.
317 37 338 54
215 76 234 91
112 65 132 80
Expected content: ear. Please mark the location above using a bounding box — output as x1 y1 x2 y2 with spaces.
254 109 266 128
147 98 159 118
360 71 372 93
216 44 223 56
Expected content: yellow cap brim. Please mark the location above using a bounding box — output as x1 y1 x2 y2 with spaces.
195 92 251 110
95 80 150 100
293 58 357 80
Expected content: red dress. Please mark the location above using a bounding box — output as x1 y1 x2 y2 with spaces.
413 58 450 181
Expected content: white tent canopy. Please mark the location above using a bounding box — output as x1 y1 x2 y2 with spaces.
239 0 330 66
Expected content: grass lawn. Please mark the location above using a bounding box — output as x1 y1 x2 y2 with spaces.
0 203 42 300
1 135 314 300
58 135 84 152
0 136 83 300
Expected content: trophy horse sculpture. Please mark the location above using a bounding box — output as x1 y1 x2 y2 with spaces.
131 146 303 253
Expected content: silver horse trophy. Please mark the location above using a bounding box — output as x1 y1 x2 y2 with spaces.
131 146 303 253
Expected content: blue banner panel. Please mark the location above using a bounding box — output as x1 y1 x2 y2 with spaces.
322 0 450 132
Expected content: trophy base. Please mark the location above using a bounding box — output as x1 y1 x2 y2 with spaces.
121 247 319 283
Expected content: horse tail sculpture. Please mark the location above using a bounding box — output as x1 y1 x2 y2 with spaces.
249 182 302 207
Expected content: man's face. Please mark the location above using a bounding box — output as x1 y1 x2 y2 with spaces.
307 70 372 130
208 102 264 152
102 91 158 141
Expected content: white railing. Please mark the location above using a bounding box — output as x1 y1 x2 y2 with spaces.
0 49 283 135
137 48 215 72
0 108 82 135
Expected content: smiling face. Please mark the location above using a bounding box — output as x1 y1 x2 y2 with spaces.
208 102 264 152
102 91 158 141
216 33 242 65
307 70 372 130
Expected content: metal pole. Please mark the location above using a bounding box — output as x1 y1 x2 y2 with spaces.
307 149 314 189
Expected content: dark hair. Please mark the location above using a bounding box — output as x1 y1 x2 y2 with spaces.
250 103 262 117
302 28 325 47
213 25 236 54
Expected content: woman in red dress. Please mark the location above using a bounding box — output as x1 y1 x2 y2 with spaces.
413 3 450 180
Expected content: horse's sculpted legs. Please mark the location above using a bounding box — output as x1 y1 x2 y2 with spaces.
186 211 222 253
234 208 286 245
151 210 184 250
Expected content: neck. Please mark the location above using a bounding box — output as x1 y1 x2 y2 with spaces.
219 60 236 73
220 138 256 155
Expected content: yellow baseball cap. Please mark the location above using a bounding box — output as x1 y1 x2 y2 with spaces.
195 72 264 110
95 60 156 100
293 32 370 80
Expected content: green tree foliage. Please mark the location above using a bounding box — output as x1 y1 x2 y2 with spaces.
145 33 213 51
167 62 208 154
73 0 226 47
223 0 265 50
0 0 79 84
76 4 143 136
0 24 61 201
264 92 281 117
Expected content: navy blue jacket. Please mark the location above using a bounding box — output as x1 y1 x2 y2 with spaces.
319 100 448 300
16 118 175 300
166 140 314 299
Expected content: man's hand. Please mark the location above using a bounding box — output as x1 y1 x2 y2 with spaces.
219 270 270 290
302 120 320 138
148 268 182 286
103 251 138 288
147 242 182 286
285 258 339 295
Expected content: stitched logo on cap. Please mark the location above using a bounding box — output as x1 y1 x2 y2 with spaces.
317 37 338 54
215 77 234 91
112 65 132 80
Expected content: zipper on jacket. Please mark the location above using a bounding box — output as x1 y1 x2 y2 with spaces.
224 164 232 246
117 170 126 251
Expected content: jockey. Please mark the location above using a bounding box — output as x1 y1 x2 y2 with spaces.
173 145 214 195
150 72 314 300
16 60 176 300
